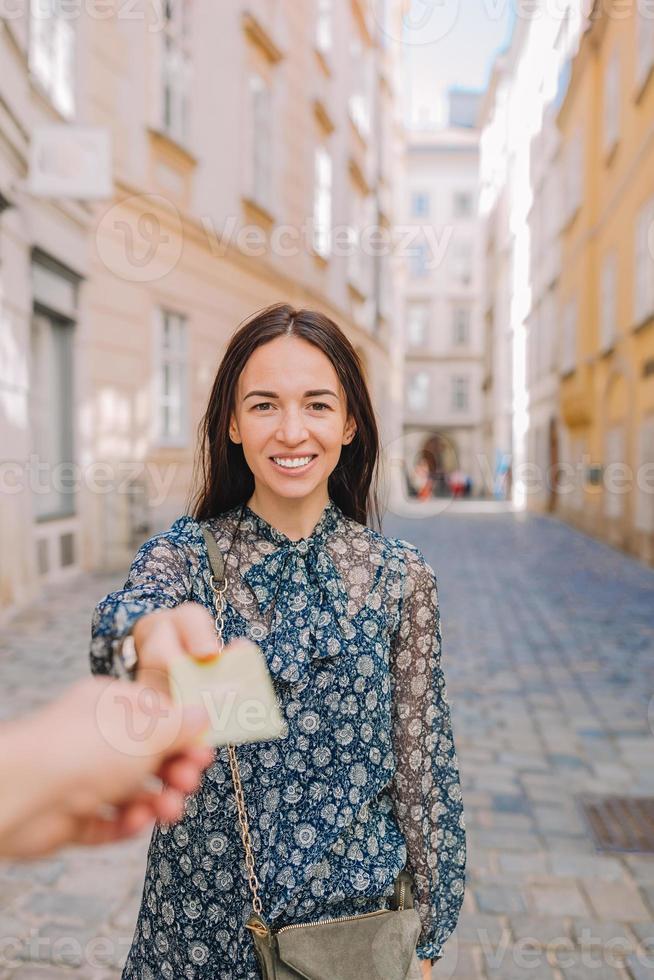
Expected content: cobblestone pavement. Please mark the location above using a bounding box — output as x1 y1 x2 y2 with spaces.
1 508 653 979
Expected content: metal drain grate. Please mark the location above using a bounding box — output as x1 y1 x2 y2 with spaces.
578 795 654 853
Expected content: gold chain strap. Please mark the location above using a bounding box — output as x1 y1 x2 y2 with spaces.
208 573 264 918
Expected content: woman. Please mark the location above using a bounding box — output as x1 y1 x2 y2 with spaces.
90 303 466 979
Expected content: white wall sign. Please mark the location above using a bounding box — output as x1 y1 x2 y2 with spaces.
28 125 112 200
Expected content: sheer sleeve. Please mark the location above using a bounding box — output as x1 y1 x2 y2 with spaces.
90 517 196 678
387 541 466 962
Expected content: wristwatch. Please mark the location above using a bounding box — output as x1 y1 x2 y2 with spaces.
117 631 138 679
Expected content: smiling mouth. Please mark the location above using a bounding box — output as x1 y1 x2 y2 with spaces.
270 454 318 472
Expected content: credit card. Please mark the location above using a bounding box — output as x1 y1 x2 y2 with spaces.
169 639 286 747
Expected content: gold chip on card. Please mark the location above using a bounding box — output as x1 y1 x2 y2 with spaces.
169 639 286 747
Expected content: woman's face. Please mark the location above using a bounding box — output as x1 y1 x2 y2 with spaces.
229 335 357 503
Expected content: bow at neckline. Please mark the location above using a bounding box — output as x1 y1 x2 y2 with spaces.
240 500 352 684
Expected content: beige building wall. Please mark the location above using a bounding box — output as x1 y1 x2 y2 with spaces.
0 1 405 620
0 18 96 618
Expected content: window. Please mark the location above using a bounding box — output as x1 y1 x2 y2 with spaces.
603 45 620 156
603 424 625 519
527 311 538 386
452 240 473 286
348 36 372 138
636 5 654 92
30 313 75 520
407 371 429 412
29 0 75 117
453 190 473 218
635 414 654 533
561 295 577 374
543 288 557 374
563 124 583 222
155 309 188 446
570 435 585 511
600 250 618 350
248 75 273 213
315 0 332 53
408 240 430 278
453 307 470 345
635 196 654 326
347 190 373 292
161 0 192 145
451 375 469 411
411 191 430 217
313 147 332 258
407 303 429 347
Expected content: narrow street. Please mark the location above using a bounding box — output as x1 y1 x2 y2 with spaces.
1 508 653 979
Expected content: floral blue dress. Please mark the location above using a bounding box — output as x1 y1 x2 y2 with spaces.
90 498 466 979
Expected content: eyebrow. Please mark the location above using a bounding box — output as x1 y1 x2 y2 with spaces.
243 389 339 401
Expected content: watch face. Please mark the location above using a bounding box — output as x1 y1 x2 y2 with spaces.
121 634 138 670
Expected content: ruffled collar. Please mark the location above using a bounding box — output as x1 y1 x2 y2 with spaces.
240 497 342 552
230 498 353 684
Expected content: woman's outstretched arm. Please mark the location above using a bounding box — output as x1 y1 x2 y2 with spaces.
90 518 217 692
387 541 467 966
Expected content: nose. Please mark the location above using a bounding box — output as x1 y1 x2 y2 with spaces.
276 408 309 446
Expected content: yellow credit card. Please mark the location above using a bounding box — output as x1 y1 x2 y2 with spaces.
169 639 287 747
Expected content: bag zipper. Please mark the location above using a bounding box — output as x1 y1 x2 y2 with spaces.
247 880 408 938
276 906 390 934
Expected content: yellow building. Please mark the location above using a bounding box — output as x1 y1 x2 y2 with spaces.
556 1 654 565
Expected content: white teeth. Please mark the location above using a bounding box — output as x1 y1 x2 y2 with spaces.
272 456 314 469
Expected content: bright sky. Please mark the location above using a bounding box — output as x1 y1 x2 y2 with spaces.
398 0 516 128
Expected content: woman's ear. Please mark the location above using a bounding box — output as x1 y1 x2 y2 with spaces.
343 417 357 445
229 414 241 444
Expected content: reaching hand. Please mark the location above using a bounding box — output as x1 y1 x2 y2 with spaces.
132 601 220 697
0 676 214 859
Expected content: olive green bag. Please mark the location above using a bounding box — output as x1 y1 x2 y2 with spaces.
202 528 424 979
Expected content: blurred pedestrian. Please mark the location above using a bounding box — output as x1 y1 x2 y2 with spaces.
449 468 466 498
412 455 433 500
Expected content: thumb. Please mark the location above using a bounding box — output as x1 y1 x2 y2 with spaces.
175 602 221 660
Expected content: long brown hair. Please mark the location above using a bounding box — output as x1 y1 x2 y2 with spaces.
189 302 381 528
